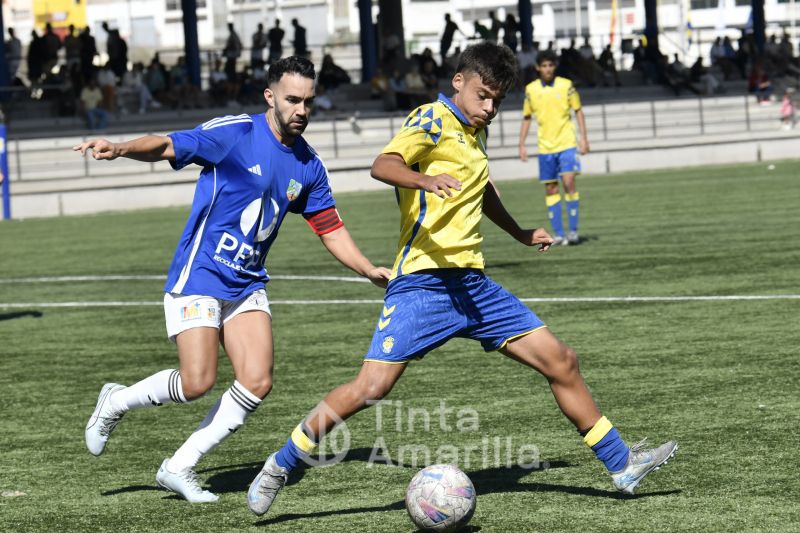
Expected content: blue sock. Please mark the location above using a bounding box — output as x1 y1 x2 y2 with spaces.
274 423 317 471
583 416 630 472
565 192 580 233
546 193 564 237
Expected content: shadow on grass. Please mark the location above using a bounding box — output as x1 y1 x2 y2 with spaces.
0 310 43 321
101 445 679 522
240 446 678 526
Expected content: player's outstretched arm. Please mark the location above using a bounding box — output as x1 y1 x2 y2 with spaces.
371 153 461 198
483 180 553 252
72 135 176 163
318 226 392 288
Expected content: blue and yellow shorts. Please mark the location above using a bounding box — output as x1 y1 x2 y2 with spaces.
538 147 581 182
364 269 546 364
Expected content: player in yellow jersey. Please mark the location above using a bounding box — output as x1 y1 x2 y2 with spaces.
247 43 677 516
519 50 589 245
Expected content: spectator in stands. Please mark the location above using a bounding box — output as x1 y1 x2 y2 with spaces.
748 61 774 104
79 27 98 83
474 21 492 41
5 28 21 79
389 68 409 109
27 30 45 83
122 62 160 114
503 14 519 52
598 44 620 87
370 66 394 110
632 37 655 84
663 54 700 96
291 19 308 58
780 87 795 130
146 53 169 104
439 14 463 63
223 23 243 83
97 64 117 114
251 23 266 69
420 57 438 101
488 11 502 43
64 25 81 70
734 35 750 79
80 77 108 130
208 58 231 106
170 56 202 109
318 54 351 91
103 23 129 79
419 48 439 78
404 63 428 108
689 57 722 95
42 23 61 74
267 20 284 64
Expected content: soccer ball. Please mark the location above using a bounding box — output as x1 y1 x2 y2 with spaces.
405 464 476 532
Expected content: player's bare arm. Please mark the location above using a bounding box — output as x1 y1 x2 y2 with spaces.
318 226 391 288
575 109 590 155
72 135 176 162
371 152 461 198
518 115 532 161
483 180 553 252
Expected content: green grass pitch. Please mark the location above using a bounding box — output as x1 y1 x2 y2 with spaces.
1 161 799 532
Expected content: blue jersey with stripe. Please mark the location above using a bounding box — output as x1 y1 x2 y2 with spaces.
164 113 336 300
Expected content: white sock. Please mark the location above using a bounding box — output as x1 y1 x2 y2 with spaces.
109 369 187 412
167 380 261 472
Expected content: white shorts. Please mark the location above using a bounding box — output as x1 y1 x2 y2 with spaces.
163 288 272 342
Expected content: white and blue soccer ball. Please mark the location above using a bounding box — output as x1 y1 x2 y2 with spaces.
405 464 476 532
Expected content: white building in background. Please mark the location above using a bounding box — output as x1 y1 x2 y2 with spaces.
4 0 799 68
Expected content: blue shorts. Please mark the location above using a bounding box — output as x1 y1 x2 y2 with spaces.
538 147 581 182
364 269 546 364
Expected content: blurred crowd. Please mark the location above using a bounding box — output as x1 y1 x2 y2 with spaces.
4 16 800 129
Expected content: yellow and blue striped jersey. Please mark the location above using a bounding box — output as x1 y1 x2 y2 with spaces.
522 76 581 154
382 94 489 279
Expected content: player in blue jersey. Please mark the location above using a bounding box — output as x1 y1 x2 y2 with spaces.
74 57 390 503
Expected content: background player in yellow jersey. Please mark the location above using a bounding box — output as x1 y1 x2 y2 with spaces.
519 50 589 245
247 43 677 516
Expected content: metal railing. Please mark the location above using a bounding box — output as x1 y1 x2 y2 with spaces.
4 93 788 187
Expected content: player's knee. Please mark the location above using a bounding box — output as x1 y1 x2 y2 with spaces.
181 374 216 400
241 376 272 399
358 379 394 402
555 345 580 378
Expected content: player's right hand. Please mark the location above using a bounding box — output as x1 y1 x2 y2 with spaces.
518 144 528 162
72 139 120 160
422 173 462 198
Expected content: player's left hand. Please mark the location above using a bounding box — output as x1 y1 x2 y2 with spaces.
366 267 392 288
518 228 554 252
578 138 590 155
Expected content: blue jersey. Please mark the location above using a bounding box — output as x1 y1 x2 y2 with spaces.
164 113 335 299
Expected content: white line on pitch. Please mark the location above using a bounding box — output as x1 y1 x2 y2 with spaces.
0 274 370 284
1 295 799 308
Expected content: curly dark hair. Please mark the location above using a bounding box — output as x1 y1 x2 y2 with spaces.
536 50 558 65
267 56 316 86
456 42 518 94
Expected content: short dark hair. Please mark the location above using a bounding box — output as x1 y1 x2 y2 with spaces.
267 56 316 86
456 42 518 94
536 50 558 65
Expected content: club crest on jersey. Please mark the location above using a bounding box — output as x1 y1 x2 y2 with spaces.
382 336 395 354
181 303 201 321
286 179 302 201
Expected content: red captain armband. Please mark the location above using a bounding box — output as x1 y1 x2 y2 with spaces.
304 207 344 235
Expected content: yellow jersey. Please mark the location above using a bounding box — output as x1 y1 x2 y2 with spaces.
522 76 581 154
382 94 489 279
